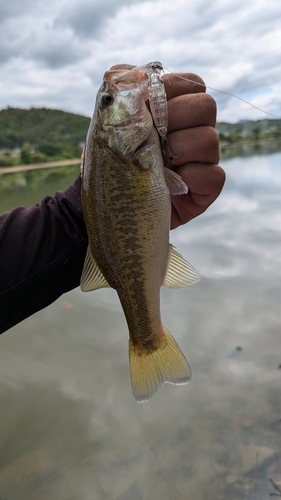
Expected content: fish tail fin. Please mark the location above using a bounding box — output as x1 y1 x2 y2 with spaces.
129 327 191 403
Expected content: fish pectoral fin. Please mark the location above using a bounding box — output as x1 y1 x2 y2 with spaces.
163 244 200 288
129 327 191 403
80 246 111 292
164 167 188 195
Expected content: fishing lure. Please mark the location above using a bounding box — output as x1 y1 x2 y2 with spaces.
145 62 181 160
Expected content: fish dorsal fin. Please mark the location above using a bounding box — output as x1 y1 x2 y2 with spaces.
163 244 200 288
164 167 188 195
80 246 111 291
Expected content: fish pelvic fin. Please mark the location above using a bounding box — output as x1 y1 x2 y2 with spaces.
162 244 200 288
164 167 188 195
80 245 110 291
129 327 191 403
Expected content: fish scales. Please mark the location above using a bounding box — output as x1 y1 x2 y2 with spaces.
84 129 169 341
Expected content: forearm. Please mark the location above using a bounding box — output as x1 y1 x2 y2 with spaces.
0 176 88 334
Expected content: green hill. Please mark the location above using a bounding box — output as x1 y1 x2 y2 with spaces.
0 107 90 149
216 118 281 143
0 107 91 166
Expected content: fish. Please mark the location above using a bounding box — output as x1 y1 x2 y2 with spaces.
80 64 200 402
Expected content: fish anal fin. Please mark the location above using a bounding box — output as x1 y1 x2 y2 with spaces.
163 244 200 288
80 246 110 292
164 167 188 195
129 327 191 402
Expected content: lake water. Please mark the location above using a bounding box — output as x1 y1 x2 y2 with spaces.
0 144 281 500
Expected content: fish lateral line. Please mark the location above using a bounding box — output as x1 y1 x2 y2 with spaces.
163 66 281 120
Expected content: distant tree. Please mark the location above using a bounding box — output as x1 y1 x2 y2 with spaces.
30 152 47 163
252 127 260 141
0 155 14 166
20 149 32 164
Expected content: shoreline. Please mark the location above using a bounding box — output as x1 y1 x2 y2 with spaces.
0 158 80 175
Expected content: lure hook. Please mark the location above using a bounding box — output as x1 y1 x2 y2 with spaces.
161 137 182 161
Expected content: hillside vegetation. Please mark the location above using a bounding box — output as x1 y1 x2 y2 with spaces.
0 107 90 166
216 118 281 145
0 107 90 148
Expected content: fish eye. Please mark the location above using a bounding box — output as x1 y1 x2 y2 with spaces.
101 93 114 107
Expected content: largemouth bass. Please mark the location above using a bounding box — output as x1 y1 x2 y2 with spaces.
81 64 199 402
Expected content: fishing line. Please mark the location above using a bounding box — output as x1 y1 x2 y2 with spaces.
164 67 281 119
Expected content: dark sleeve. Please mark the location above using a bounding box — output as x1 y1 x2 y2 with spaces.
0 175 88 334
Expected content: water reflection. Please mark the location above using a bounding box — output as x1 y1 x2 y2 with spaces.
220 140 281 160
0 150 280 499
0 164 81 212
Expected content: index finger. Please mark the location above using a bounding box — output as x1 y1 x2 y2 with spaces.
162 72 206 100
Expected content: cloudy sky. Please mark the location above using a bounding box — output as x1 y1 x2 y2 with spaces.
0 0 280 123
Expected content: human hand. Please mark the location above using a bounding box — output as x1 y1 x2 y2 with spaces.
162 71 225 229
110 64 225 230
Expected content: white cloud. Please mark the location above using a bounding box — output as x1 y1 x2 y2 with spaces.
0 0 280 122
